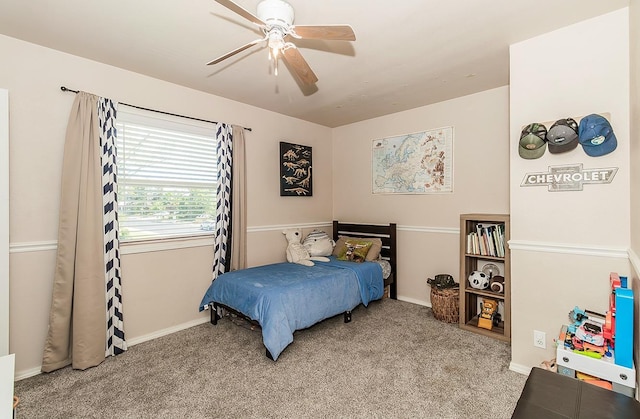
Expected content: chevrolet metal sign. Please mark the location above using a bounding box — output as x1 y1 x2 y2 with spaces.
521 164 618 191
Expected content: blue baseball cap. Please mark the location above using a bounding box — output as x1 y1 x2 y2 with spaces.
578 114 617 157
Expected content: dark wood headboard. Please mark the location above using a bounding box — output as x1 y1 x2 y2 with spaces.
332 221 397 299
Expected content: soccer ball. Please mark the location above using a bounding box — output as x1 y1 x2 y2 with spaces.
469 271 489 289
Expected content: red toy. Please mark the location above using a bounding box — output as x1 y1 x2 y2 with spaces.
602 273 620 349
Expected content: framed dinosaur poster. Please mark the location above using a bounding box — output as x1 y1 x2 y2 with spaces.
280 142 312 196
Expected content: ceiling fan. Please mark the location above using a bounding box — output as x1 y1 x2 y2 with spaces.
208 0 356 86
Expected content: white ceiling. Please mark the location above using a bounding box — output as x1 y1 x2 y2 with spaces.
0 0 630 127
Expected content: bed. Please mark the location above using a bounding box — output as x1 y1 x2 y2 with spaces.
199 221 397 360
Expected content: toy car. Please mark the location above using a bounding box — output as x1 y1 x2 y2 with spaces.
576 321 605 346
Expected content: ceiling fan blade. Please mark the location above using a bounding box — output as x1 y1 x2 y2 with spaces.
206 38 263 65
291 25 356 41
214 0 266 26
282 46 318 85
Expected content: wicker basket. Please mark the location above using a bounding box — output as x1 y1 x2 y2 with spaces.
430 287 460 323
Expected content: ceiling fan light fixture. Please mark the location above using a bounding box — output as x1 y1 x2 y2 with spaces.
267 29 284 63
267 29 285 50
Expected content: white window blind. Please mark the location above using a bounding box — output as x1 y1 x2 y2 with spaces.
115 107 217 242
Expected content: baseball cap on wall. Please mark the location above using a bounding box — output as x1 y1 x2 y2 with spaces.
546 118 579 154
519 123 547 159
578 114 617 157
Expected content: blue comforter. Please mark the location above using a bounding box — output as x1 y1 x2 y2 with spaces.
199 257 383 360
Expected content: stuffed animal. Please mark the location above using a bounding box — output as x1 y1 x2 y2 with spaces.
343 241 369 262
283 228 330 267
302 230 335 257
490 275 505 293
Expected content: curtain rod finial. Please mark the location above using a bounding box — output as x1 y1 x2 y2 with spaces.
60 86 79 94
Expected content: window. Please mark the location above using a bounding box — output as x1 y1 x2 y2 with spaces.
115 107 217 242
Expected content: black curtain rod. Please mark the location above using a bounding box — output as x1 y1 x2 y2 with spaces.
60 86 252 132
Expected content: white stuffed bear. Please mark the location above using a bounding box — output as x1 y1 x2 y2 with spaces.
302 229 335 257
283 228 329 267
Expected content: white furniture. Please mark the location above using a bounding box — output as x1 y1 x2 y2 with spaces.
556 332 636 397
0 354 15 419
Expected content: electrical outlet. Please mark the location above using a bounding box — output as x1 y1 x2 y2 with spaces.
534 330 546 349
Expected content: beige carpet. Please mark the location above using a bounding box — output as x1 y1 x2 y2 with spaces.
14 299 527 418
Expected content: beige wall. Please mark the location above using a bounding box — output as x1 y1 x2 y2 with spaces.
5 6 639 381
332 87 510 304
509 9 633 372
1 34 333 376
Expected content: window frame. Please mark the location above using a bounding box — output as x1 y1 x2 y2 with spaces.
115 105 218 246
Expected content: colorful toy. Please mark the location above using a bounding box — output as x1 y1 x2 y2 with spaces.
576 323 604 346
478 299 498 330
567 306 587 334
576 371 612 390
574 350 602 359
582 341 606 356
569 335 584 350
603 273 621 350
603 272 634 368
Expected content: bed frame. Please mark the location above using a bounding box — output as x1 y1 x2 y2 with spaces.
332 221 397 299
209 221 397 359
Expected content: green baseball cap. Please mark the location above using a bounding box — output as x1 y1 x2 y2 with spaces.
519 123 548 159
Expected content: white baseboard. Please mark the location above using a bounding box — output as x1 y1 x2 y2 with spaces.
14 366 41 381
509 361 532 376
14 315 210 381
125 316 210 347
397 295 430 307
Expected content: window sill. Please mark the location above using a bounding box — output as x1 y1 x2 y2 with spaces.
120 235 214 255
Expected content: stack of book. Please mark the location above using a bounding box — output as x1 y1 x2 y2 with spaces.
466 223 505 257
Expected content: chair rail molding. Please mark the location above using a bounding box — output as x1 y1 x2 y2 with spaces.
509 239 628 259
10 222 464 256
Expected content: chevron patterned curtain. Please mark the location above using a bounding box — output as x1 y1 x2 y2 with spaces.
42 92 126 373
212 123 232 279
99 98 126 357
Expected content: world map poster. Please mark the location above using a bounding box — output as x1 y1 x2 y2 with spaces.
372 127 453 194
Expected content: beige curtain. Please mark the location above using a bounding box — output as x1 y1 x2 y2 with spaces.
42 92 107 372
230 125 247 271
